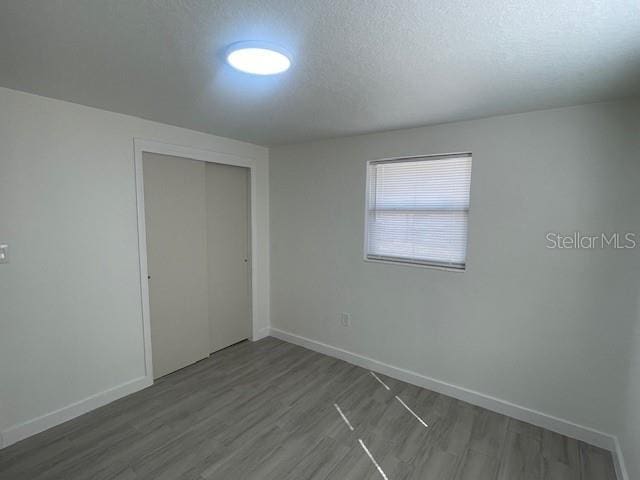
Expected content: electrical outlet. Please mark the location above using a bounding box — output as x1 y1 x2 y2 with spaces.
340 312 352 327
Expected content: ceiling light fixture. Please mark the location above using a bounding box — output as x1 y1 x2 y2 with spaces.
225 41 291 75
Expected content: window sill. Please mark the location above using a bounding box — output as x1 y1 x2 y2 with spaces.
363 256 466 273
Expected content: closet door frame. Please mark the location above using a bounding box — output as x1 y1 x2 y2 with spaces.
134 138 258 381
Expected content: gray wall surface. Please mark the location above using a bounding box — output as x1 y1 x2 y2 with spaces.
617 107 640 479
270 100 640 466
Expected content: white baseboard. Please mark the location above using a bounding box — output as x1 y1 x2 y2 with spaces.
0 375 152 450
270 328 623 462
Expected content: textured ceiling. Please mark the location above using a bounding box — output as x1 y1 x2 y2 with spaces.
1 0 639 145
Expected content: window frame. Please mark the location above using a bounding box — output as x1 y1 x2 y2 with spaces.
363 152 472 272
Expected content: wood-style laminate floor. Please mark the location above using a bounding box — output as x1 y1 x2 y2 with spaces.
0 337 617 480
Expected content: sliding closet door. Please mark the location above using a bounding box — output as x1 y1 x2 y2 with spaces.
206 163 251 353
143 152 210 378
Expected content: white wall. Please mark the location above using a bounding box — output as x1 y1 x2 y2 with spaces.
270 100 640 456
617 110 640 480
0 87 269 447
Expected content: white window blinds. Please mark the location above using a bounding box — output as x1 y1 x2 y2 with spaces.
365 153 472 269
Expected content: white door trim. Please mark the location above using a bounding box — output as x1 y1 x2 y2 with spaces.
134 138 259 381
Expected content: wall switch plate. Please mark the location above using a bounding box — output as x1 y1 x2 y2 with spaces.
340 312 352 327
0 244 8 264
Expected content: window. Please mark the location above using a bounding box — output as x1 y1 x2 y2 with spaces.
365 153 472 270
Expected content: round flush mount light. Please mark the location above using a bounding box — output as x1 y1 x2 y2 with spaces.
226 41 291 75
